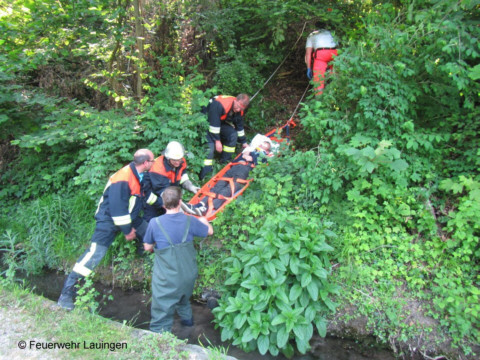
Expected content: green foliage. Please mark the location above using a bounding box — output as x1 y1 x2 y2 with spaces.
213 48 264 96
1 0 479 356
214 212 337 356
0 230 24 285
139 333 189 360
0 194 95 274
195 242 227 296
74 276 102 313
296 0 480 353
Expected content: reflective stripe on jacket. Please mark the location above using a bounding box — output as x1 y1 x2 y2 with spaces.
206 95 246 144
95 162 143 235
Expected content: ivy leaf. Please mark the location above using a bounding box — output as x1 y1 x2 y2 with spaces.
364 161 376 173
468 64 480 80
390 159 408 172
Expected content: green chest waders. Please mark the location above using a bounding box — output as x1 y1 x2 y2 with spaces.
150 216 198 333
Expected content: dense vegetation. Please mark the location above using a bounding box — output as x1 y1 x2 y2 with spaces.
1 0 478 358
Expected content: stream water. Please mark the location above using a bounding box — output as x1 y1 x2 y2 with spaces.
26 272 395 360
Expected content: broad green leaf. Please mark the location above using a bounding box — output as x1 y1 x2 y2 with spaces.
264 262 277 278
276 326 289 348
315 317 327 337
301 272 312 287
271 314 286 326
221 327 234 341
241 327 254 343
289 284 303 302
293 323 308 340
290 256 300 274
257 335 270 355
307 280 319 300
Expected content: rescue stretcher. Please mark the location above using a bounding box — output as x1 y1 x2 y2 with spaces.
188 119 296 221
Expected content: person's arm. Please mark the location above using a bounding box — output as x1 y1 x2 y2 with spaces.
143 222 156 252
109 180 134 235
305 47 313 69
197 216 213 236
180 169 200 193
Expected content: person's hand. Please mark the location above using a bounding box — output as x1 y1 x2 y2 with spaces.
243 154 253 162
307 68 313 80
192 186 201 193
215 141 222 153
125 228 137 241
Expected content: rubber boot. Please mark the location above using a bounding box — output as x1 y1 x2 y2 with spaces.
57 271 82 311
180 317 194 327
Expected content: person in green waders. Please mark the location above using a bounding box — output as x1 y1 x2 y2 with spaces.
143 186 213 333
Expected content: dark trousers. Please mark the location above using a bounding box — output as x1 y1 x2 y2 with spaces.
60 218 148 297
200 125 238 180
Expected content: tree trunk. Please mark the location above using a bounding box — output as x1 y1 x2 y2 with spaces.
133 0 144 99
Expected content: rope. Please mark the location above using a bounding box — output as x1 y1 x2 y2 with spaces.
285 83 309 138
250 22 308 102
287 82 310 123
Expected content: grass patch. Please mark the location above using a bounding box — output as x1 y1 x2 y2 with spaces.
0 282 189 359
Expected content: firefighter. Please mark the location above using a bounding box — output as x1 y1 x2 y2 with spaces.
143 141 200 222
57 149 155 311
199 94 250 180
143 186 213 333
305 21 338 95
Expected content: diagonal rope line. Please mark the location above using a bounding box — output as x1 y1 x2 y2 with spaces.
287 83 310 121
250 22 308 102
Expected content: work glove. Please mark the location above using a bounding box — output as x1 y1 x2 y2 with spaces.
182 180 201 194
307 68 313 80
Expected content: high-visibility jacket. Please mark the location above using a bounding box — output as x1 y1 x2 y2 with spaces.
206 95 246 144
94 162 144 235
144 155 188 207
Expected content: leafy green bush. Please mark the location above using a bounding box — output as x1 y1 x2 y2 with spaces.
213 212 338 356
213 49 265 96
296 0 480 352
0 194 95 274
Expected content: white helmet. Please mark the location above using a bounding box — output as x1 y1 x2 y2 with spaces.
164 141 185 160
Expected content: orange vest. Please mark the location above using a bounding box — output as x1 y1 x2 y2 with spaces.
150 155 187 185
110 163 141 196
215 95 244 120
